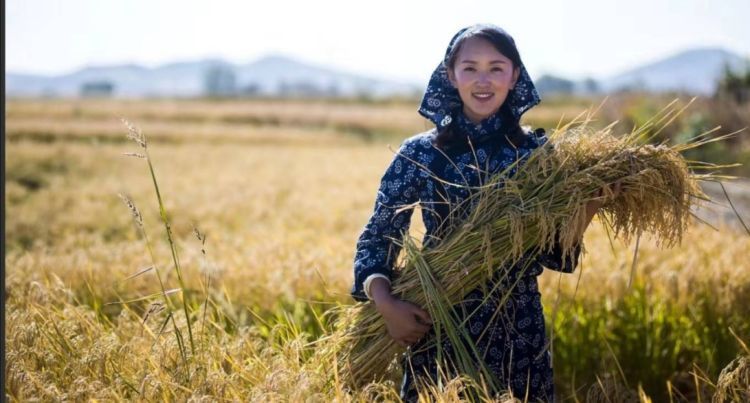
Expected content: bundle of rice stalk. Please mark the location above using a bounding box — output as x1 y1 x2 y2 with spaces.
325 100 736 389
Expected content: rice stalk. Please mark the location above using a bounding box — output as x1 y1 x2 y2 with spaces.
116 192 189 365
119 119 199 365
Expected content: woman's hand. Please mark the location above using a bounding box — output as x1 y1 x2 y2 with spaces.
575 181 623 239
586 181 622 215
370 278 432 347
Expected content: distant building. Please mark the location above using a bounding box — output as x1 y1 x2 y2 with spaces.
204 65 237 97
535 75 575 96
80 81 114 97
277 80 329 98
239 83 261 97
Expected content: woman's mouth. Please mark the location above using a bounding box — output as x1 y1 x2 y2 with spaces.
472 92 494 103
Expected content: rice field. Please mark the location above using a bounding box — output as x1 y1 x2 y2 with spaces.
5 98 750 401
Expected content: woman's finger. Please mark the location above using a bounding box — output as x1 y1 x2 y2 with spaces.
410 327 429 339
414 322 431 334
412 307 433 325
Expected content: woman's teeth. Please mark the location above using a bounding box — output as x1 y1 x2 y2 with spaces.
473 93 494 100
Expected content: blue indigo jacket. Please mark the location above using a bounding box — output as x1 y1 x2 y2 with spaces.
351 128 579 301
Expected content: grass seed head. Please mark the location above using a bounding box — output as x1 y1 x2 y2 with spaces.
118 193 143 227
122 118 147 148
714 355 750 402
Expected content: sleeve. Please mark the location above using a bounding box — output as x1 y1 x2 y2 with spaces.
536 235 582 274
350 140 421 302
527 127 583 274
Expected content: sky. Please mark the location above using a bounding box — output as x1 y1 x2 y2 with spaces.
6 0 750 83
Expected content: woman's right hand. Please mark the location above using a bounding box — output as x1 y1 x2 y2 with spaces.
369 278 432 347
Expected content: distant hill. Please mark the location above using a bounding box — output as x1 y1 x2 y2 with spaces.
5 55 423 98
537 48 749 97
601 47 749 95
6 48 749 98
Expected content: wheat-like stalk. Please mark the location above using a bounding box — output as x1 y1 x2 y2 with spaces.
328 101 734 391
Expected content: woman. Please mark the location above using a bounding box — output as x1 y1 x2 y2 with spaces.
351 24 609 402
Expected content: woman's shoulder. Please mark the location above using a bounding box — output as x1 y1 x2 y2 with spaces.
397 128 439 157
402 128 438 149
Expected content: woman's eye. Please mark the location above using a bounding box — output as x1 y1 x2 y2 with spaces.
462 67 503 73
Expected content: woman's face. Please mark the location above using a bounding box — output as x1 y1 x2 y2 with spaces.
447 37 520 124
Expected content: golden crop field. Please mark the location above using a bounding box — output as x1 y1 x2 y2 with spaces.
5 98 750 402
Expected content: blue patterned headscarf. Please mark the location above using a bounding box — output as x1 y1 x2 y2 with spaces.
418 24 541 140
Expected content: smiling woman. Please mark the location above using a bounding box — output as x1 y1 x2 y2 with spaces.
350 24 610 402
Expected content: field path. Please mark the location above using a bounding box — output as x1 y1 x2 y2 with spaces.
694 178 750 232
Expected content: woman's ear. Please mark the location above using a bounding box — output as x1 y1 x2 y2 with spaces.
446 68 457 88
511 67 521 89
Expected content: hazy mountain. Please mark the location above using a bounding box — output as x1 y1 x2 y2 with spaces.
5 54 423 98
535 48 748 97
601 47 749 94
6 48 748 98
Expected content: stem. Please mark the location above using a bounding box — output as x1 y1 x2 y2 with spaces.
144 148 196 356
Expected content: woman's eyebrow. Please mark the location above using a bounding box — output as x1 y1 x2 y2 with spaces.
459 60 509 65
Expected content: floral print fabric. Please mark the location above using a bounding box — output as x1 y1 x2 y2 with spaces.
350 127 579 401
351 23 577 403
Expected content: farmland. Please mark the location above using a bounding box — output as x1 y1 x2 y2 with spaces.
5 97 750 401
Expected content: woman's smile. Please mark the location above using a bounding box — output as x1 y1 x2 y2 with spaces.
471 92 495 103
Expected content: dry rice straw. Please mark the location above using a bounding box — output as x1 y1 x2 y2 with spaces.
317 100 736 391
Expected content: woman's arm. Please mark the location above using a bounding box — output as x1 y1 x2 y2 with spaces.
350 139 421 301
536 182 622 273
530 130 621 273
350 137 434 346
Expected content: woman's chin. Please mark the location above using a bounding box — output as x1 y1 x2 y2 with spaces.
466 106 501 122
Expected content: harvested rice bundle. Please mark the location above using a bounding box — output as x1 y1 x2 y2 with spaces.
329 105 725 389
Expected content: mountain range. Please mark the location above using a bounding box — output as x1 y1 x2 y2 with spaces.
536 47 748 96
6 55 424 99
6 48 749 98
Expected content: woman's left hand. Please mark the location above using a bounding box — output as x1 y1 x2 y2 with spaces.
575 181 622 240
585 181 622 216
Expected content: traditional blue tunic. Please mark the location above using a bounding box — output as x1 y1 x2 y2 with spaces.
350 124 579 401
350 24 581 401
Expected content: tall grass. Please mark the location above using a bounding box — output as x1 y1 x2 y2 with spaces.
112 119 197 370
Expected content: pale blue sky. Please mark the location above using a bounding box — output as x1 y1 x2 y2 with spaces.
6 0 750 83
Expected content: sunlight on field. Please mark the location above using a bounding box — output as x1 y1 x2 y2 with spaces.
5 99 750 401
